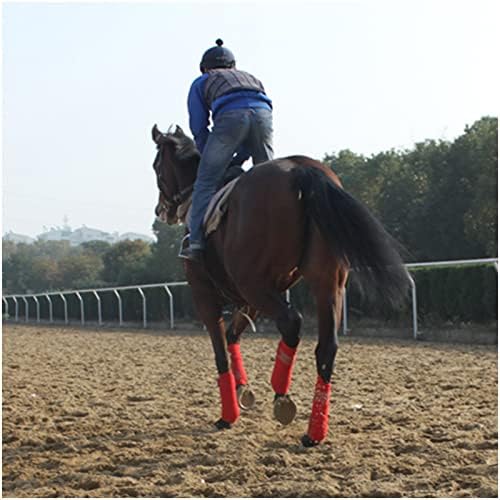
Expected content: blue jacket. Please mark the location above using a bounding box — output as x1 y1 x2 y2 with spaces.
187 73 273 155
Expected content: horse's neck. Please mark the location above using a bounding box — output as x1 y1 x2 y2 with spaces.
175 163 198 191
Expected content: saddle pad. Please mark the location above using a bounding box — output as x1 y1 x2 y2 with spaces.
203 176 240 236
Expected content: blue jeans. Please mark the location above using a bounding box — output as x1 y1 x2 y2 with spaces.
189 108 273 249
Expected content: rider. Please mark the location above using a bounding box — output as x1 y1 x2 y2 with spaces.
181 39 274 263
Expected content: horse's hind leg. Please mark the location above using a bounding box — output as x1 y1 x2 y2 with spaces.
236 286 303 424
301 250 348 446
226 306 259 410
271 300 303 424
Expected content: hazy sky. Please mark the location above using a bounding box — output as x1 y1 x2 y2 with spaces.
2 0 498 238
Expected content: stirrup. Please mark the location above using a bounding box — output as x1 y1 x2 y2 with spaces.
178 234 190 258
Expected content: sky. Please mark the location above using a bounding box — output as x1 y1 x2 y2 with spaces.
2 0 499 239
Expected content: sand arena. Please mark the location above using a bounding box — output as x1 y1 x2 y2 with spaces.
2 324 497 497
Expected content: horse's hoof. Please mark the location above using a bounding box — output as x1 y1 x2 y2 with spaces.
237 385 256 410
273 395 297 425
301 434 320 447
214 419 232 430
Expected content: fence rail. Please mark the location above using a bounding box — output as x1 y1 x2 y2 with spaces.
3 258 497 339
3 281 188 330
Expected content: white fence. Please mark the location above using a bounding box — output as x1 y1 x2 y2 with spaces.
2 282 188 330
3 258 497 339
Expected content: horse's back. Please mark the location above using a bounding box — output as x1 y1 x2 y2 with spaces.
221 158 310 286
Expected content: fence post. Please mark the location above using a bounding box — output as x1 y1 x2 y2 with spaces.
3 297 8 318
13 297 19 322
113 289 123 326
92 290 102 326
407 274 419 339
59 293 69 324
163 285 174 329
75 292 84 325
32 296 40 322
22 296 29 322
342 290 348 336
45 294 53 323
137 288 147 328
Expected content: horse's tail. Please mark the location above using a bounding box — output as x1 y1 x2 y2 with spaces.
292 164 410 307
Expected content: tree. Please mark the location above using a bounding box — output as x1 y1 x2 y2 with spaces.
461 117 498 256
80 240 112 258
29 258 59 292
389 139 451 261
2 116 496 297
2 243 38 293
101 240 152 285
323 117 497 261
56 254 103 290
147 220 186 282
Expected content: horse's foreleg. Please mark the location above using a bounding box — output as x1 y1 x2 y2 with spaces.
227 306 259 410
187 268 239 429
209 317 240 429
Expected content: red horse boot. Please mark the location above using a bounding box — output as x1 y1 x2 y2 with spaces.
271 340 299 425
228 343 255 410
302 375 331 447
215 371 240 429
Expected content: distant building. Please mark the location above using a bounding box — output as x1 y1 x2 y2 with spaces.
70 226 116 245
35 225 152 246
4 225 153 246
37 226 73 244
2 231 35 244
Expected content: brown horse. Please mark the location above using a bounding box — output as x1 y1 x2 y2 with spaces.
151 124 409 447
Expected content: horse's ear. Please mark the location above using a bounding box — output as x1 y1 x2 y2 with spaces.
174 125 185 138
152 124 163 144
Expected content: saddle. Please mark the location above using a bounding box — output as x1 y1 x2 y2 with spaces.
203 165 244 235
204 176 240 236
181 165 244 236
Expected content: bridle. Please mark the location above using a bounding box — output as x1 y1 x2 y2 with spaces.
168 184 194 207
153 141 195 220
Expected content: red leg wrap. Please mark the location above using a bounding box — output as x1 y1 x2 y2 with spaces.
271 340 298 395
218 371 240 423
228 343 248 386
307 376 331 443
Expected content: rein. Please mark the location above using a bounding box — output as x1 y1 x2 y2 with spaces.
170 184 194 206
176 192 193 222
160 184 194 223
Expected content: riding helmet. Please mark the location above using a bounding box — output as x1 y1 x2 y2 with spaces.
200 39 236 73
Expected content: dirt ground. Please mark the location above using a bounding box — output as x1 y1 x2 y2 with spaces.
2 324 498 498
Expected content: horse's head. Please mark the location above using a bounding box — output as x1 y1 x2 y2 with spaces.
151 124 200 225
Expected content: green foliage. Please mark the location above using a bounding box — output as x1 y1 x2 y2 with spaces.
80 240 112 257
460 118 498 255
2 243 40 293
286 264 497 325
324 116 498 260
412 265 497 323
148 220 186 282
57 254 103 290
2 116 497 325
101 240 152 285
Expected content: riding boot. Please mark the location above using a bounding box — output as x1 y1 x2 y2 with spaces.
179 246 205 264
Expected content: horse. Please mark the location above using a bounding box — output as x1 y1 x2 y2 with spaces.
151 124 410 447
